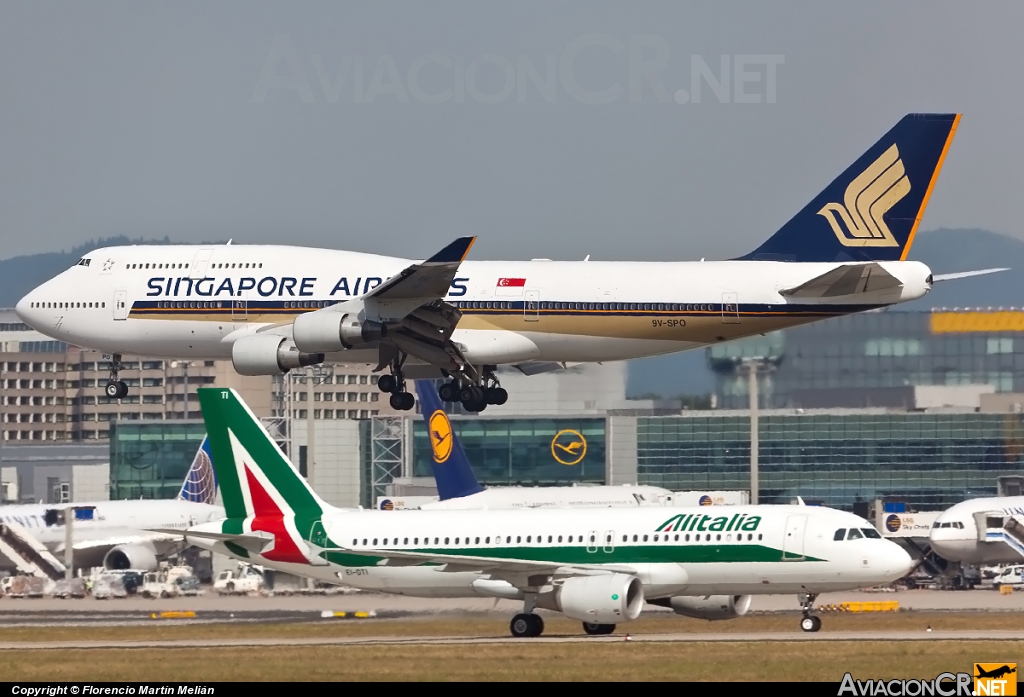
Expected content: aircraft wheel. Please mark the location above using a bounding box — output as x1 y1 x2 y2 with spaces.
800 615 821 632
106 381 127 399
399 392 415 411
492 387 508 405
377 375 397 393
511 613 533 638
438 382 458 402
462 399 486 413
583 622 615 636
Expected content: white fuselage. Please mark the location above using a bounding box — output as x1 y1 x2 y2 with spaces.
15 245 932 370
0 500 224 569
929 497 1024 564
187 504 912 599
416 485 677 510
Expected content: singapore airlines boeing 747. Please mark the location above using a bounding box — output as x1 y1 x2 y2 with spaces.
16 114 1001 412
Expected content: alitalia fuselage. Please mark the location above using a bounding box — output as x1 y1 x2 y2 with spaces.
187 504 912 599
16 245 932 370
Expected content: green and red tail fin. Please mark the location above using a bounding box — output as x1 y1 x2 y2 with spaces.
196 387 327 523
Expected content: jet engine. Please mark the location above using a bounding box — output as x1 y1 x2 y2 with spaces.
292 304 387 353
650 594 752 620
103 543 159 571
537 573 645 625
231 334 325 376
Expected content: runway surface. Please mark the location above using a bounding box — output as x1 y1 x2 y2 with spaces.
4 588 1023 616
3 630 1024 650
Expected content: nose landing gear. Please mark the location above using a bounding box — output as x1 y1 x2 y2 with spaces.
104 354 128 399
798 592 821 632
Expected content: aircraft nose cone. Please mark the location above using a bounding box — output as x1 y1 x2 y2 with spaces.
886 544 913 580
15 292 34 325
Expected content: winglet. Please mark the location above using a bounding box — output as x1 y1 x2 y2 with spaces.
425 237 476 264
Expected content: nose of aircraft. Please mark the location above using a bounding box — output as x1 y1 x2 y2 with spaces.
15 290 34 325
883 542 914 581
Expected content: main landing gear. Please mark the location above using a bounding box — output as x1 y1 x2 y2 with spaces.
104 354 129 399
510 593 544 638
799 592 821 632
377 353 415 411
437 367 508 413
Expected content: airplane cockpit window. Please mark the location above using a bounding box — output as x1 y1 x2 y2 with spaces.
74 258 91 267
833 529 846 541
861 528 881 539
846 528 864 540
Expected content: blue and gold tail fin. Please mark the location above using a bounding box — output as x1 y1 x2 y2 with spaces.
177 436 219 505
414 381 485 500
737 113 960 263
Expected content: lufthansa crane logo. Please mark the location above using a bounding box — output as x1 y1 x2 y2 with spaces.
551 430 587 466
817 144 910 248
429 410 453 463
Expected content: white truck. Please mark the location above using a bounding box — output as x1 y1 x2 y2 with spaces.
213 563 264 595
992 565 1024 588
140 565 200 599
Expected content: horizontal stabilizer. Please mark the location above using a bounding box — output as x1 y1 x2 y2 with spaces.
931 267 1009 282
144 528 274 554
779 263 902 299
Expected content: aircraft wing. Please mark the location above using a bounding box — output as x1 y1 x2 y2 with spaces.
324 546 637 581
366 237 476 304
778 263 903 299
144 528 275 555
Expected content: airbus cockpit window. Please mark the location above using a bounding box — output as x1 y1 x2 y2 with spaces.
861 528 881 539
846 528 864 540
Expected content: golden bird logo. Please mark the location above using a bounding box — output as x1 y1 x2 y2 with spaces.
429 410 453 463
551 430 587 465
817 144 910 248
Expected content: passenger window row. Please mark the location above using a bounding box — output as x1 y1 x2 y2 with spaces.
350 531 764 548
454 301 722 312
28 302 105 309
124 262 266 270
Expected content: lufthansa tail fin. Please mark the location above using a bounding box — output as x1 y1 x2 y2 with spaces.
737 113 960 263
413 381 485 500
176 437 218 505
196 387 328 522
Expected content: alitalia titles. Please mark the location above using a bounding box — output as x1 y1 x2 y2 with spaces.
656 513 761 533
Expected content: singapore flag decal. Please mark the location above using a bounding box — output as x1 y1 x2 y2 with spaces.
227 428 310 564
495 277 526 297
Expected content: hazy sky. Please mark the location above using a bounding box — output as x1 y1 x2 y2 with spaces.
0 2 1020 262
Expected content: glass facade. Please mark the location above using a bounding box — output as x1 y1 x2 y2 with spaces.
637 412 1024 509
109 421 207 499
411 417 606 486
708 311 1024 409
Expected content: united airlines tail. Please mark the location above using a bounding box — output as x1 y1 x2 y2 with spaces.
413 381 485 500
738 113 960 263
176 437 219 505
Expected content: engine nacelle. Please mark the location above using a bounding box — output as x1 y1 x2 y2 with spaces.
650 594 752 620
231 334 325 376
538 573 644 625
103 543 159 571
292 305 387 353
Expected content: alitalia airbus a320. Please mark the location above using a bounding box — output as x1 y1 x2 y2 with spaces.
17 114 1001 412
154 388 913 638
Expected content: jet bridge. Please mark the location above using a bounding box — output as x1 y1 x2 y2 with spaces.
0 521 67 580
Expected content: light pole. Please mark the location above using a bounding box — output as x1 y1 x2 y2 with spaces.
300 365 333 485
740 357 774 506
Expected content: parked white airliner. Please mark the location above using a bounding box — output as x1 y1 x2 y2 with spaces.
0 439 223 571
17 114 1001 413
929 496 1024 565
155 388 913 637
